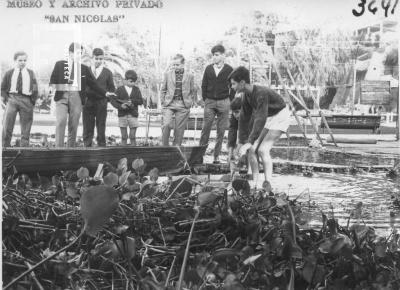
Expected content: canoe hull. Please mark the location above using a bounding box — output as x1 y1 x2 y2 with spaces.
2 145 207 176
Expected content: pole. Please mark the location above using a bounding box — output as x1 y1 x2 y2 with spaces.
397 37 400 141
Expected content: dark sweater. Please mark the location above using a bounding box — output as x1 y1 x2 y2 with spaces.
238 85 286 144
85 66 115 105
110 85 143 117
49 60 106 104
201 64 235 101
1 68 38 104
228 113 255 148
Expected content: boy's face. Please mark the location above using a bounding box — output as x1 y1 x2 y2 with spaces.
212 52 224 64
124 78 135 87
232 110 241 119
230 79 245 93
94 54 104 68
171 58 184 70
15 55 27 69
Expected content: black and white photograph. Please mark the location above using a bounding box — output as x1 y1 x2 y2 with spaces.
1 0 399 289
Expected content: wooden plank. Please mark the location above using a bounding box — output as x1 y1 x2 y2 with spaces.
360 92 391 105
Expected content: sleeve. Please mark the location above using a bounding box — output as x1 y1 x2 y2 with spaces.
227 113 238 148
1 72 10 100
247 94 269 144
201 67 208 101
238 95 253 144
133 88 144 105
189 74 196 105
160 72 168 106
49 62 59 85
86 67 106 96
30 71 39 104
110 88 123 110
107 70 116 92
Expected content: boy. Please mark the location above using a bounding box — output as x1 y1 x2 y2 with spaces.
227 95 243 160
161 54 195 146
49 43 115 147
83 48 115 147
199 44 235 164
1 51 38 147
228 66 291 187
110 70 143 146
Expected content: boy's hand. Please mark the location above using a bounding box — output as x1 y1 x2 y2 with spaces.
105 92 116 99
121 103 129 109
239 143 252 157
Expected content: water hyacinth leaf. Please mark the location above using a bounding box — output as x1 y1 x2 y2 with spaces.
149 168 159 183
117 157 128 172
51 175 61 186
77 167 89 179
104 172 119 187
119 170 131 185
80 185 119 237
212 248 239 262
118 237 136 260
198 191 219 207
232 179 250 195
168 177 192 197
127 172 138 185
66 182 79 199
375 237 387 257
243 253 262 265
91 240 119 259
132 158 146 174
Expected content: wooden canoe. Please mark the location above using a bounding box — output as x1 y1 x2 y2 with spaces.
2 145 207 176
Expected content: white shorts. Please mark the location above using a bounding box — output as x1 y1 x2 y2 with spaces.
264 105 291 132
118 115 139 128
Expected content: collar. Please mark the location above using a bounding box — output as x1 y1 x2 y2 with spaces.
94 64 104 71
15 67 27 72
213 63 224 69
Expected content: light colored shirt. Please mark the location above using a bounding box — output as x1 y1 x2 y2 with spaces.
68 57 79 87
92 65 104 78
213 63 224 77
10 67 31 95
124 86 132 96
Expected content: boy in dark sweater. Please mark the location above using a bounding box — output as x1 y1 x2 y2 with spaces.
199 44 235 164
229 66 291 187
83 48 115 147
110 70 143 146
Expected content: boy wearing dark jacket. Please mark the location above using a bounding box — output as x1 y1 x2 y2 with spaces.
110 70 143 146
83 48 115 147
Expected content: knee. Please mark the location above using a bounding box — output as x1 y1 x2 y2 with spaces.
56 115 67 126
258 147 271 160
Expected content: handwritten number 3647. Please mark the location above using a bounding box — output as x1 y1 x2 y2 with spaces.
352 0 398 17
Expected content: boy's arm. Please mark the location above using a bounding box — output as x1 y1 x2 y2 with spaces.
160 72 168 106
110 88 123 109
238 96 252 144
1 72 10 103
247 94 269 144
107 70 116 92
227 114 238 149
49 61 59 85
132 88 144 105
30 71 38 104
201 67 208 101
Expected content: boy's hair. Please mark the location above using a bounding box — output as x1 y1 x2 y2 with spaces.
69 42 83 53
125 70 138 82
228 66 250 84
211 44 225 54
92 48 104 56
173 53 185 64
14 51 27 61
230 97 243 111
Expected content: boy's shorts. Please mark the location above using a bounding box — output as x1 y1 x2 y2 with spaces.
118 115 139 128
264 105 291 133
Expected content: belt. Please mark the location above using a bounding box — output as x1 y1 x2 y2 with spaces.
9 92 31 97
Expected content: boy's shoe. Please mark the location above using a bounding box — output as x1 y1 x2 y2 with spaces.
213 157 220 164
